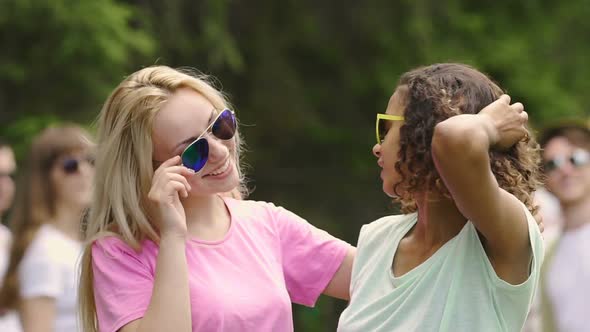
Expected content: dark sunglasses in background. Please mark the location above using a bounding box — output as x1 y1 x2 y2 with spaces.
62 156 95 175
181 109 237 173
544 149 590 173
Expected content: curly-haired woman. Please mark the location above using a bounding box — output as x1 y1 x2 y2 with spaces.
338 63 544 332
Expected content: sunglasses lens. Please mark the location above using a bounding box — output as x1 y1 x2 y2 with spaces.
212 109 236 140
572 150 590 167
63 159 79 174
181 139 209 172
544 160 557 172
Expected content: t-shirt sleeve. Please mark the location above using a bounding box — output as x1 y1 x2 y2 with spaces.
271 204 351 307
349 222 372 296
19 240 62 299
482 203 545 328
486 203 545 290
92 238 154 332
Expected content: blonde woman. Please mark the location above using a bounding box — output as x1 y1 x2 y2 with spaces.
78 66 355 332
0 125 94 332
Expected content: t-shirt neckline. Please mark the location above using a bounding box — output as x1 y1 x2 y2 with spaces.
40 223 82 248
187 195 235 246
388 214 468 285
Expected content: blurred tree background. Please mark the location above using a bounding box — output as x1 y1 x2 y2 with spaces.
1 0 589 330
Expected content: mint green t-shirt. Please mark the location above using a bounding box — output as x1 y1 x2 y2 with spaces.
338 205 543 332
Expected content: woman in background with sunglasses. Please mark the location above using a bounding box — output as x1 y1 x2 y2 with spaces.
532 124 590 332
0 125 94 332
78 66 354 332
338 63 544 331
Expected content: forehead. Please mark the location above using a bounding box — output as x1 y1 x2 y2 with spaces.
152 88 215 151
56 148 91 159
0 147 16 171
385 88 406 116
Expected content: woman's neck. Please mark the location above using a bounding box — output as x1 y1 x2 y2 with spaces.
51 203 85 241
562 195 590 231
411 192 467 247
182 194 231 240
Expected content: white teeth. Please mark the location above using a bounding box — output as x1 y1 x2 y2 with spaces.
208 159 230 176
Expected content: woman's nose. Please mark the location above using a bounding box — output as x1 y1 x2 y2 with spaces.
206 136 229 162
372 143 382 158
558 161 576 175
80 160 94 176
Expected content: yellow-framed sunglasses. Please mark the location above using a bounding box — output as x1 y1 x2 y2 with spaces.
376 113 404 144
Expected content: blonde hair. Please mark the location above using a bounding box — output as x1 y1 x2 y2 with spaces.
0 124 92 310
78 66 247 331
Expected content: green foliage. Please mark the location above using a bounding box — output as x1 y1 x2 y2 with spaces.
0 0 154 126
1 114 59 159
1 0 589 329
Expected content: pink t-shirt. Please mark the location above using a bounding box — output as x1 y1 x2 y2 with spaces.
91 197 350 332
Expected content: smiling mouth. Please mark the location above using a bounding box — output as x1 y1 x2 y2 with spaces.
204 158 230 177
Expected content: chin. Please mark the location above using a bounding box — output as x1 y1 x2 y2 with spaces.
77 198 93 208
216 172 241 193
559 193 587 206
382 183 397 198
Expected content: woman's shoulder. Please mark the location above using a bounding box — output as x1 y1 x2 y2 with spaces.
358 214 416 245
222 196 287 222
362 214 416 236
223 196 276 211
92 235 156 262
20 225 80 268
27 224 77 252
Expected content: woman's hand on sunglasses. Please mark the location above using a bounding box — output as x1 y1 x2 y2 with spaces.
148 155 195 239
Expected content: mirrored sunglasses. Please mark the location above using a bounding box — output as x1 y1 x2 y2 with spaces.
181 109 237 172
544 149 590 173
62 156 95 175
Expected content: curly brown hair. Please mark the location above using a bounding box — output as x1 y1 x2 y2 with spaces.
391 63 542 215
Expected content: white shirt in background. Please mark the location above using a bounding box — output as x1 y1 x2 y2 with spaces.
0 224 11 282
546 223 590 332
18 224 82 332
523 189 563 332
0 224 22 332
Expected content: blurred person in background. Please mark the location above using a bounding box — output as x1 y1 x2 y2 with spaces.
536 123 590 332
338 63 543 332
0 139 21 331
523 187 563 332
533 188 563 248
0 125 94 332
0 139 17 280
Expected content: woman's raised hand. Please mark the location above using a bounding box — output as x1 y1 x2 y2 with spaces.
479 94 529 151
148 155 194 238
